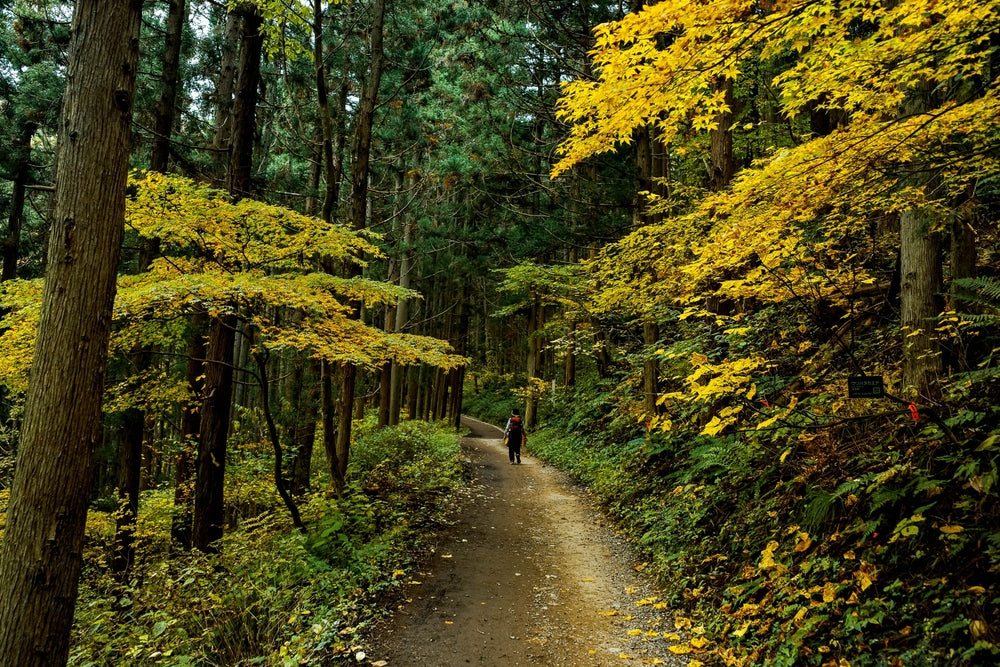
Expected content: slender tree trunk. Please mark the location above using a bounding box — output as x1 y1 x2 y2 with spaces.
524 291 538 428
643 319 659 415
900 208 943 398
172 309 207 550
0 1 141 662
191 315 237 552
321 361 345 494
227 7 263 200
2 120 36 282
114 0 186 577
212 10 241 172
337 0 388 471
254 350 305 531
150 0 187 172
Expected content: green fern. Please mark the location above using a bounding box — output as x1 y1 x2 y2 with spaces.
952 276 1000 311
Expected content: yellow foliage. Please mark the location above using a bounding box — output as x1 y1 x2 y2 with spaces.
553 0 1000 325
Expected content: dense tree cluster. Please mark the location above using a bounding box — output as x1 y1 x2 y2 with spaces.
1 0 998 663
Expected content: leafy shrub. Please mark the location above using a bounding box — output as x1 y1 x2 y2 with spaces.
69 420 464 666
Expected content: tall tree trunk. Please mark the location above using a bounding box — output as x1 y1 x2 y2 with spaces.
899 83 944 400
172 309 207 550
524 290 541 429
191 6 262 552
227 7 264 200
389 210 414 424
114 0 186 577
2 120 36 282
406 365 419 419
949 186 977 308
337 0 387 472
321 361 345 494
0 1 141 662
212 10 241 172
708 78 736 192
150 0 187 172
191 315 237 552
900 208 943 398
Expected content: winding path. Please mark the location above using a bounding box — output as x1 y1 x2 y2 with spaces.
366 417 689 667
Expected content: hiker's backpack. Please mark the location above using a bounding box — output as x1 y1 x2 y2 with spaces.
508 415 523 441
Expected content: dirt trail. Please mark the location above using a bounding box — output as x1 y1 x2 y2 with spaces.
367 417 689 667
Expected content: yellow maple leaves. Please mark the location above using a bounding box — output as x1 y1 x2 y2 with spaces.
0 173 465 408
551 0 1000 341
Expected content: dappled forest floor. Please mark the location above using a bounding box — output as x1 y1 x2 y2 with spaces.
365 417 694 666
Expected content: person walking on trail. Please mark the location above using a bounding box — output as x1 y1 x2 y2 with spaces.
504 409 525 464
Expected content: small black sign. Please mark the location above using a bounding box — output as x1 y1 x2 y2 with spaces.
848 375 884 398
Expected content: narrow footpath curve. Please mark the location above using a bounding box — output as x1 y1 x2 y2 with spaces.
366 417 691 667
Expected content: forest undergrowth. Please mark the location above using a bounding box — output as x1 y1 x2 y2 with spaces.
465 358 1000 666
0 419 465 666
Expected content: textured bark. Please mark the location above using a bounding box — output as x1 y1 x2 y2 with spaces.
708 78 736 192
228 7 264 200
900 209 943 398
150 0 187 172
212 10 241 169
191 315 237 552
949 194 977 310
321 361 345 495
0 1 141 663
388 212 414 424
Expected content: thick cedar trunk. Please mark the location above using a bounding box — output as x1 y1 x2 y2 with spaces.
191 315 237 552
337 0 387 470
172 310 207 549
291 371 319 495
334 362 355 480
564 323 577 387
287 356 319 496
312 0 347 223
378 361 392 428
0 1 141 663
450 291 470 429
150 0 186 172
2 120 36 282
949 189 977 308
406 365 419 419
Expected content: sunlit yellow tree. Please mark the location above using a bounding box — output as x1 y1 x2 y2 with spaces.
554 0 1000 421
